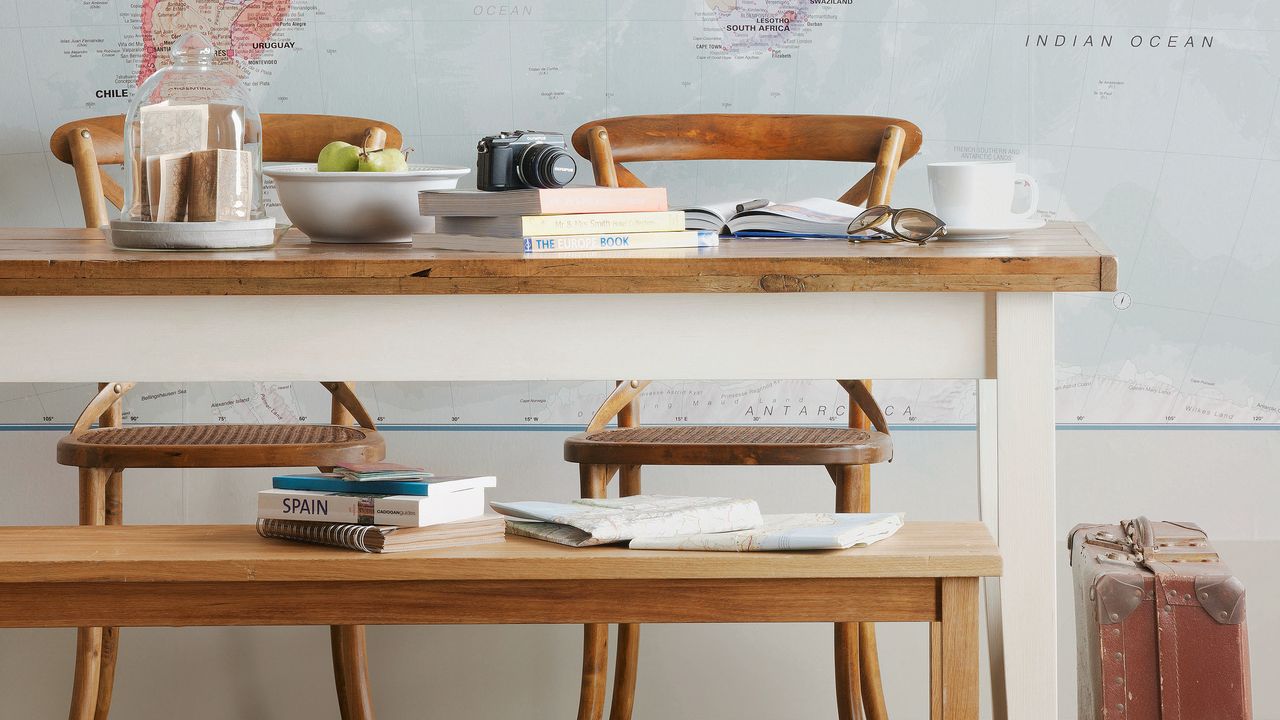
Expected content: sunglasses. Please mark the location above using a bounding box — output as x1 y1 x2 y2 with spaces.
847 205 947 244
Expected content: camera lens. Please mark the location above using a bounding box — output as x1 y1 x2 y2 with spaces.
518 144 577 188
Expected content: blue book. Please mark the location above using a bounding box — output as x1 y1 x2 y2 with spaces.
272 473 495 497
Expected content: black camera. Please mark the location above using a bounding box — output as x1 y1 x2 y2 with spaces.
476 131 578 191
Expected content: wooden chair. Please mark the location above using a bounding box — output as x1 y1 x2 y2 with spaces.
49 114 402 720
50 113 402 228
566 114 923 720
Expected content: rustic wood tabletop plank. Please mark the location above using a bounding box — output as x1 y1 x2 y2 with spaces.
0 522 1000 583
0 222 1115 294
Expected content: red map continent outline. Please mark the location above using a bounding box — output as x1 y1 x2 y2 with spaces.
136 0 293 85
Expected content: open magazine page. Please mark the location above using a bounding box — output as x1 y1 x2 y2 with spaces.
726 197 868 235
628 512 904 551
491 495 763 547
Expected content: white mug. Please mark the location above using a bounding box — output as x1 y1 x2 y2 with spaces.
927 161 1039 226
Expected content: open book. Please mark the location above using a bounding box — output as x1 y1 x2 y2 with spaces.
491 495 762 547
629 512 904 552
681 197 868 236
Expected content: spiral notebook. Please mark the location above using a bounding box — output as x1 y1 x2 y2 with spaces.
256 514 504 553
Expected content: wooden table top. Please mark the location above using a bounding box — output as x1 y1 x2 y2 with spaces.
0 522 1000 583
0 222 1114 295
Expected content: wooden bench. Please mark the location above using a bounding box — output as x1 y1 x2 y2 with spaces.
0 521 1000 719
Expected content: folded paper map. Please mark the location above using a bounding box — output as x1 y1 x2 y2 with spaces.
187 148 252 222
146 151 192 222
491 495 762 547
629 512 905 552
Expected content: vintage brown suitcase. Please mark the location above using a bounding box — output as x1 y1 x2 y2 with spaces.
1069 517 1251 720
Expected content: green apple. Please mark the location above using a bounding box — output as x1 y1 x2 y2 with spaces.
316 141 360 172
357 147 409 172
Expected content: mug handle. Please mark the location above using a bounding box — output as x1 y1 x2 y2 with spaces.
1012 174 1039 220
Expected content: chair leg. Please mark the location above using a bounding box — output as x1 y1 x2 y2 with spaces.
608 465 642 720
93 470 122 720
835 621 864 720
829 464 889 720
330 625 375 720
858 623 888 720
578 623 609 720
69 627 103 720
331 627 352 719
577 464 610 720
70 468 109 720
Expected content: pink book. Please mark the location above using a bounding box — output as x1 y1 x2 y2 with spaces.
419 187 668 217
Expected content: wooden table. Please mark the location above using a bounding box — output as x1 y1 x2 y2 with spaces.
0 222 1115 719
0 522 1000 718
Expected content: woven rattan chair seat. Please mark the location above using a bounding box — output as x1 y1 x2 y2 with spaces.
564 424 891 466
80 424 365 446
58 423 383 469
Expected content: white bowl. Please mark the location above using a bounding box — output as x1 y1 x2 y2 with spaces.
265 163 470 244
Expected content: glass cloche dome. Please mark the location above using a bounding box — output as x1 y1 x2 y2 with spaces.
121 32 264 224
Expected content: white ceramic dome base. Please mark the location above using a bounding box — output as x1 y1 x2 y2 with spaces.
106 218 279 250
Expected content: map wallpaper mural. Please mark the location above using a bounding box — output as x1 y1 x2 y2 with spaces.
1 0 1276 428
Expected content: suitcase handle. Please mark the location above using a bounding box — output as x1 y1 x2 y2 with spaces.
1124 516 1156 560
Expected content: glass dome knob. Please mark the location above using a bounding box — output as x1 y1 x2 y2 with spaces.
170 32 217 66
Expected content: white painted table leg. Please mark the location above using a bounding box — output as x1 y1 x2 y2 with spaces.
993 292 1057 719
976 379 1007 720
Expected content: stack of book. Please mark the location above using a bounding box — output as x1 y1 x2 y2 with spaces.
415 187 719 253
256 462 502 553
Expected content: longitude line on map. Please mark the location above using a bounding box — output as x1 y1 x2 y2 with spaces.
1174 165 1275 389
366 382 384 425
13 22 65 224
1178 74 1280 402
1045 0 1103 420
508 13 515 128
971 5 998 145
883 0 901 118
1074 32 1197 421
408 2 425 143
1131 0 1258 410
285 382 304 423
603 0 609 119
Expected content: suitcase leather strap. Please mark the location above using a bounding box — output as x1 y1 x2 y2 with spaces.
1126 516 1186 720
1152 573 1184 720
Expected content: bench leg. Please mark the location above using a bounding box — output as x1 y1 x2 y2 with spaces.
931 578 979 720
331 625 375 720
70 468 109 720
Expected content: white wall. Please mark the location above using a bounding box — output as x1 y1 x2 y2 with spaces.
1 426 1274 719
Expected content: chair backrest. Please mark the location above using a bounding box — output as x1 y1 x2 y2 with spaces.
570 115 916 440
49 113 403 228
570 113 923 206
